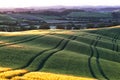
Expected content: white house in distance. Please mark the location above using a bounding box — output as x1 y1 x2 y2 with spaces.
0 25 9 31
34 25 41 29
44 20 74 29
49 25 56 30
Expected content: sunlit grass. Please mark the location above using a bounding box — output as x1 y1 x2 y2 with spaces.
0 41 10 45
12 72 96 80
0 67 12 73
0 69 28 79
0 67 96 80
82 25 120 31
0 27 120 80
0 29 74 36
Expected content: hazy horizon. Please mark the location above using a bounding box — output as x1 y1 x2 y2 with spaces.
0 0 120 8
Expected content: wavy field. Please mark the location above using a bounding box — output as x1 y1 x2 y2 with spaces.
0 27 120 80
0 67 95 80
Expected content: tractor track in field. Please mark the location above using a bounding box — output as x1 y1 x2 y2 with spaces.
0 35 37 42
116 32 120 52
88 45 97 78
22 36 76 71
36 36 77 71
92 30 120 52
0 35 76 73
112 33 120 52
20 35 76 71
20 38 65 69
0 33 112 79
0 35 45 48
94 36 109 80
88 35 109 80
88 36 99 78
95 47 109 80
4 35 77 79
77 34 116 51
1 32 115 79
0 34 53 74
112 34 117 51
20 35 76 69
0 35 34 45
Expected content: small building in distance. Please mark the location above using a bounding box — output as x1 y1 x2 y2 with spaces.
49 25 57 30
43 19 85 29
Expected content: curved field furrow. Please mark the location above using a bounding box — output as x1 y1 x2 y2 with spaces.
0 35 76 72
77 33 115 51
0 28 120 80
112 34 118 51
0 35 49 74
112 33 120 52
88 36 100 78
58 34 120 63
89 29 120 52
115 33 120 52
2 36 75 79
88 46 97 78
18 36 76 78
0 35 36 42
36 36 77 71
55 33 120 53
20 38 65 69
0 35 45 48
94 36 109 80
88 35 109 80
95 47 109 80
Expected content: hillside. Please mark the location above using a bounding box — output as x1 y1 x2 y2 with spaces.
8 13 42 21
67 12 112 18
0 27 120 80
0 14 16 21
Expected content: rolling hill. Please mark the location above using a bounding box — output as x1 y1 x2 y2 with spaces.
0 27 120 80
67 12 112 18
0 14 16 21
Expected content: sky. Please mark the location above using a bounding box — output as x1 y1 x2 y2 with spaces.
0 0 120 8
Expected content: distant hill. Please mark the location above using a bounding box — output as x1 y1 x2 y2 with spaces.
67 11 112 18
0 14 16 21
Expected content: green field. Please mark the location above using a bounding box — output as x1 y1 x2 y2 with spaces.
0 27 120 80
0 14 16 21
67 12 112 18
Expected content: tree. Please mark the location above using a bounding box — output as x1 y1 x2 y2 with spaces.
86 23 94 28
40 23 49 29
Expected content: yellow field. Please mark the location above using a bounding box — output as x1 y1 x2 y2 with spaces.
0 67 12 73
12 72 96 80
0 67 96 80
0 29 74 36
85 25 120 30
0 26 120 36
0 69 28 79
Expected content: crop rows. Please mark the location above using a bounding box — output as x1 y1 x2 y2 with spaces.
0 35 45 48
0 29 120 80
18 32 116 79
88 35 109 80
0 68 95 80
87 29 120 80
112 33 120 52
0 35 77 79
88 29 120 52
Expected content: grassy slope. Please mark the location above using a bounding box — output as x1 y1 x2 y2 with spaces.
0 28 120 80
0 14 16 21
67 12 112 18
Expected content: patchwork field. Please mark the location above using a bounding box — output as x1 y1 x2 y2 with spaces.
0 27 120 80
